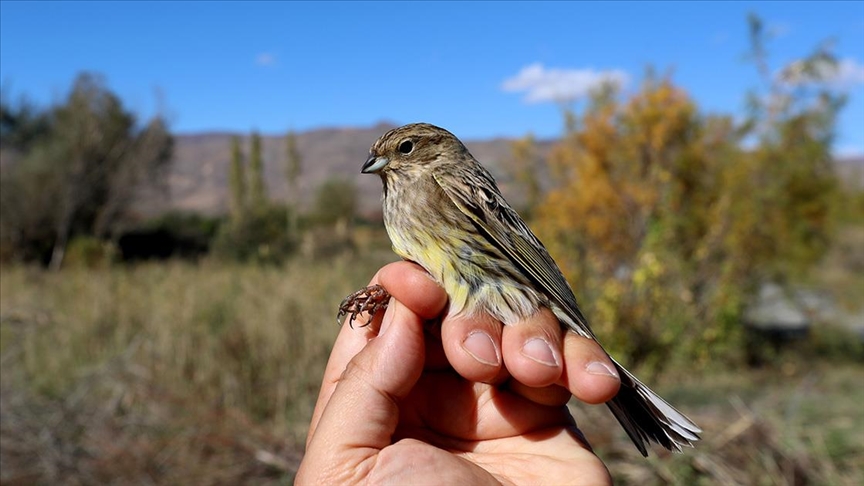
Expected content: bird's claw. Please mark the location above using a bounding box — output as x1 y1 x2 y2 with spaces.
337 284 391 329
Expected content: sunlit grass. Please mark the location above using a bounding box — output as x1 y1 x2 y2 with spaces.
0 252 395 483
1 235 862 484
570 364 864 485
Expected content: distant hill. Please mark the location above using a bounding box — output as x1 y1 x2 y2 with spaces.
8 121 859 223
138 122 555 220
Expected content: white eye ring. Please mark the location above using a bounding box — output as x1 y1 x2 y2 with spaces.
398 139 414 155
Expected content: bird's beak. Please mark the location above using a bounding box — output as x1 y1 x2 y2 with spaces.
362 154 389 174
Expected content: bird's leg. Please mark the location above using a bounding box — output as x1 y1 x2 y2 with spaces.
337 284 391 329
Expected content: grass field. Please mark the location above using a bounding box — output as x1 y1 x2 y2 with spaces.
1 249 862 485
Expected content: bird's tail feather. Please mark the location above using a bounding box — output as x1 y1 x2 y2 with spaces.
604 359 701 456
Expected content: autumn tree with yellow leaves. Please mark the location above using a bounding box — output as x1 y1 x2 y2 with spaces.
530 19 844 373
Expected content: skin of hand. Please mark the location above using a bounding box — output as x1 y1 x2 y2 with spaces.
296 261 620 485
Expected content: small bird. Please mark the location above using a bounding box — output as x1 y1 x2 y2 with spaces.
339 123 701 456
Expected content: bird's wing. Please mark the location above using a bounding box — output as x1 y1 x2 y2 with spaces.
433 168 595 339
435 165 703 457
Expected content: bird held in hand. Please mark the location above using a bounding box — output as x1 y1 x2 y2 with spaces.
339 122 701 456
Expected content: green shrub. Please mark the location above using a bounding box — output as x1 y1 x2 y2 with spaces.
808 323 864 362
212 205 298 264
64 236 116 268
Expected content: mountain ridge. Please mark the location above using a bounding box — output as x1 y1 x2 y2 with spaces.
145 123 556 220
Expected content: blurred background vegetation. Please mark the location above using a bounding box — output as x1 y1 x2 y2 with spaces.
1 14 862 485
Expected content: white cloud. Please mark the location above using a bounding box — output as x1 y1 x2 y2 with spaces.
780 57 864 88
832 58 864 85
501 63 629 104
255 52 277 67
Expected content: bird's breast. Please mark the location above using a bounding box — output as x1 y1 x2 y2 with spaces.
382 175 544 325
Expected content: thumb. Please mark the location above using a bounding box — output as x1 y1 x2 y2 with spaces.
297 300 426 483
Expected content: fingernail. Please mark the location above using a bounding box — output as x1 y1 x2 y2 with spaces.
521 338 559 367
462 331 500 366
586 361 619 379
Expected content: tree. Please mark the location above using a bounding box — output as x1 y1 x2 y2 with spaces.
248 131 268 213
284 130 303 233
313 177 357 228
737 13 842 280
535 77 727 369
229 135 247 223
216 132 299 264
0 92 50 153
0 73 172 268
531 22 844 371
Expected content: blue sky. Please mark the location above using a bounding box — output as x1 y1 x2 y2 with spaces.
2 1 863 155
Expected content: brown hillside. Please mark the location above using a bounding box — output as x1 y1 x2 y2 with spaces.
148 123 555 219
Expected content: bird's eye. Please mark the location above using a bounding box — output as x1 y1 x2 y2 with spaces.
398 140 414 155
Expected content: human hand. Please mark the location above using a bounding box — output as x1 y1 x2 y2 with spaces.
296 262 618 485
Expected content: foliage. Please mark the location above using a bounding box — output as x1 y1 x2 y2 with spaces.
0 73 173 268
0 141 64 263
806 324 864 362
229 136 247 222
285 130 303 234
284 131 302 189
531 22 844 372
150 211 222 242
63 235 117 268
220 132 299 264
0 93 50 151
212 204 298 264
116 211 222 262
741 13 844 280
141 211 222 244
248 131 268 213
310 177 358 227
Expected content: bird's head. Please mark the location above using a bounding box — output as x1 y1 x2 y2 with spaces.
362 123 468 176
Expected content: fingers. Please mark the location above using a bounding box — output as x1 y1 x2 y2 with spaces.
558 333 621 404
443 307 620 406
298 299 427 483
400 375 574 442
308 261 444 444
505 381 573 407
378 261 448 320
501 308 565 387
440 312 509 383
308 285 383 445
326 261 619 418
379 261 454 368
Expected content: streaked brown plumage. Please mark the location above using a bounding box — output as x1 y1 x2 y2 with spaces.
343 122 701 456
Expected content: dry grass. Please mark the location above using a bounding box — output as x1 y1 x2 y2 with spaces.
1 246 862 485
572 364 864 485
0 252 393 485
